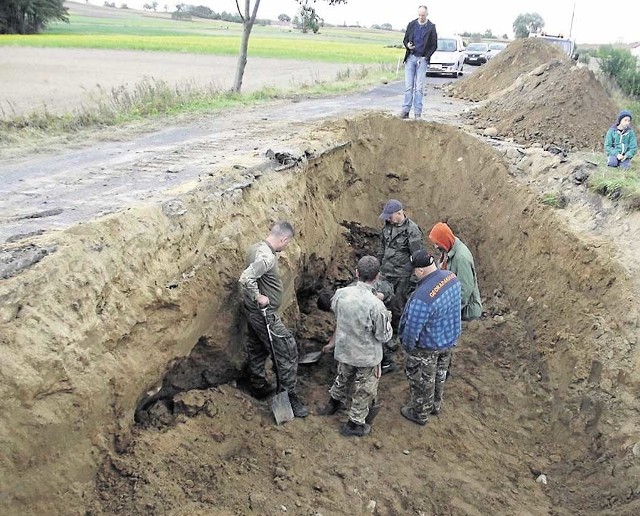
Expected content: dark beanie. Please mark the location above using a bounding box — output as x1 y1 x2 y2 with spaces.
617 110 633 124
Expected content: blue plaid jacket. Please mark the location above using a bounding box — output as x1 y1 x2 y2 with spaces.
399 269 462 352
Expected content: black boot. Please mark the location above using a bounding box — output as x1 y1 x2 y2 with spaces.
318 396 343 416
400 405 427 426
381 345 396 375
288 392 309 418
340 420 371 437
381 360 396 375
365 401 381 425
249 382 275 400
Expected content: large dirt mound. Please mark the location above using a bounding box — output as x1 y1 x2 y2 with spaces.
467 59 619 151
447 38 567 101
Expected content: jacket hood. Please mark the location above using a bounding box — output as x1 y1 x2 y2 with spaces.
428 222 455 251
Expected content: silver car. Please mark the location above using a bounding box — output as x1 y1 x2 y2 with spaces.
488 42 507 56
464 42 490 65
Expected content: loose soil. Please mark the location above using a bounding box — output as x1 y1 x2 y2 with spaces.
2 37 640 516
447 38 619 151
447 38 567 102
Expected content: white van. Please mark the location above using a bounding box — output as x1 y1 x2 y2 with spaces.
427 35 465 77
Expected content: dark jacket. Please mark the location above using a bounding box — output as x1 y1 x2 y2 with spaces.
403 19 438 63
378 217 424 279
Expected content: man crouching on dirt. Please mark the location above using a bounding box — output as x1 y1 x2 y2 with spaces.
399 250 461 426
320 256 393 437
238 221 308 418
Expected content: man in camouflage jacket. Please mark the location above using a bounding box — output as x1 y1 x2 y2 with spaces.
320 256 393 437
377 199 424 372
238 221 308 418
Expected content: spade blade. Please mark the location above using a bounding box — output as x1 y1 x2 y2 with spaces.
270 390 294 425
298 351 323 364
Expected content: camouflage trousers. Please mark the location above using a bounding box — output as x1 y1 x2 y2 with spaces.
387 275 414 334
329 362 379 426
244 307 299 394
405 348 453 420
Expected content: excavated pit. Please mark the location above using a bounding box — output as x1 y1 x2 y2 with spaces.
2 114 640 515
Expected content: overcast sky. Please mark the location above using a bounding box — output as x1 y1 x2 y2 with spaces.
152 0 635 44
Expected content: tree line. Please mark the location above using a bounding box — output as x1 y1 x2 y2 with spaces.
176 4 271 26
0 0 68 34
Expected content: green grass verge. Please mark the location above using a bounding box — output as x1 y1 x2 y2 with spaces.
0 64 394 143
585 152 640 208
540 192 567 208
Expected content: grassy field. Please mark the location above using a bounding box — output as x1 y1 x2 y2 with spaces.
0 5 402 64
0 3 403 138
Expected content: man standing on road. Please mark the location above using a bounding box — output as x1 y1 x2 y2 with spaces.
238 221 309 418
401 5 438 119
320 256 393 437
428 222 482 321
399 250 461 426
378 199 424 373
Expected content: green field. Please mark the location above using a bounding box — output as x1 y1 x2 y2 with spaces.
0 5 402 64
0 4 404 139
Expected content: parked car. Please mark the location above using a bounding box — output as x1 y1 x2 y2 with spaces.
488 42 507 56
427 35 465 77
529 32 578 60
464 42 491 65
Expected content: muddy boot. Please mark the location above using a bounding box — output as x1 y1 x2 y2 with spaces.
364 401 381 425
386 337 400 352
381 345 396 375
400 405 427 426
288 392 309 418
381 360 396 375
318 396 343 416
340 420 371 437
430 402 441 416
249 382 275 400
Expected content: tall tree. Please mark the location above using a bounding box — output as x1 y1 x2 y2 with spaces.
512 12 545 39
0 0 68 34
232 0 346 92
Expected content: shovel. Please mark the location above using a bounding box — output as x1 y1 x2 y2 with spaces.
298 350 323 365
261 308 294 425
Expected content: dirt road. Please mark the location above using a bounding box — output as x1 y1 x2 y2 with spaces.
0 77 465 248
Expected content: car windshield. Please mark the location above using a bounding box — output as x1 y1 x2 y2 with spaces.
544 39 572 54
489 43 506 51
467 43 488 51
437 39 458 52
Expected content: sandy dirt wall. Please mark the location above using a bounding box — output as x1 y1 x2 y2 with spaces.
1 114 639 513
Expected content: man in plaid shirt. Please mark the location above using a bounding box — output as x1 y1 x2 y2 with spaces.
399 250 461 426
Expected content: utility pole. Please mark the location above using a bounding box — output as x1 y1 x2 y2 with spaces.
568 1 576 38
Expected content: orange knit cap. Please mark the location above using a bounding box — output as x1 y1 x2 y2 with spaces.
428 222 455 251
